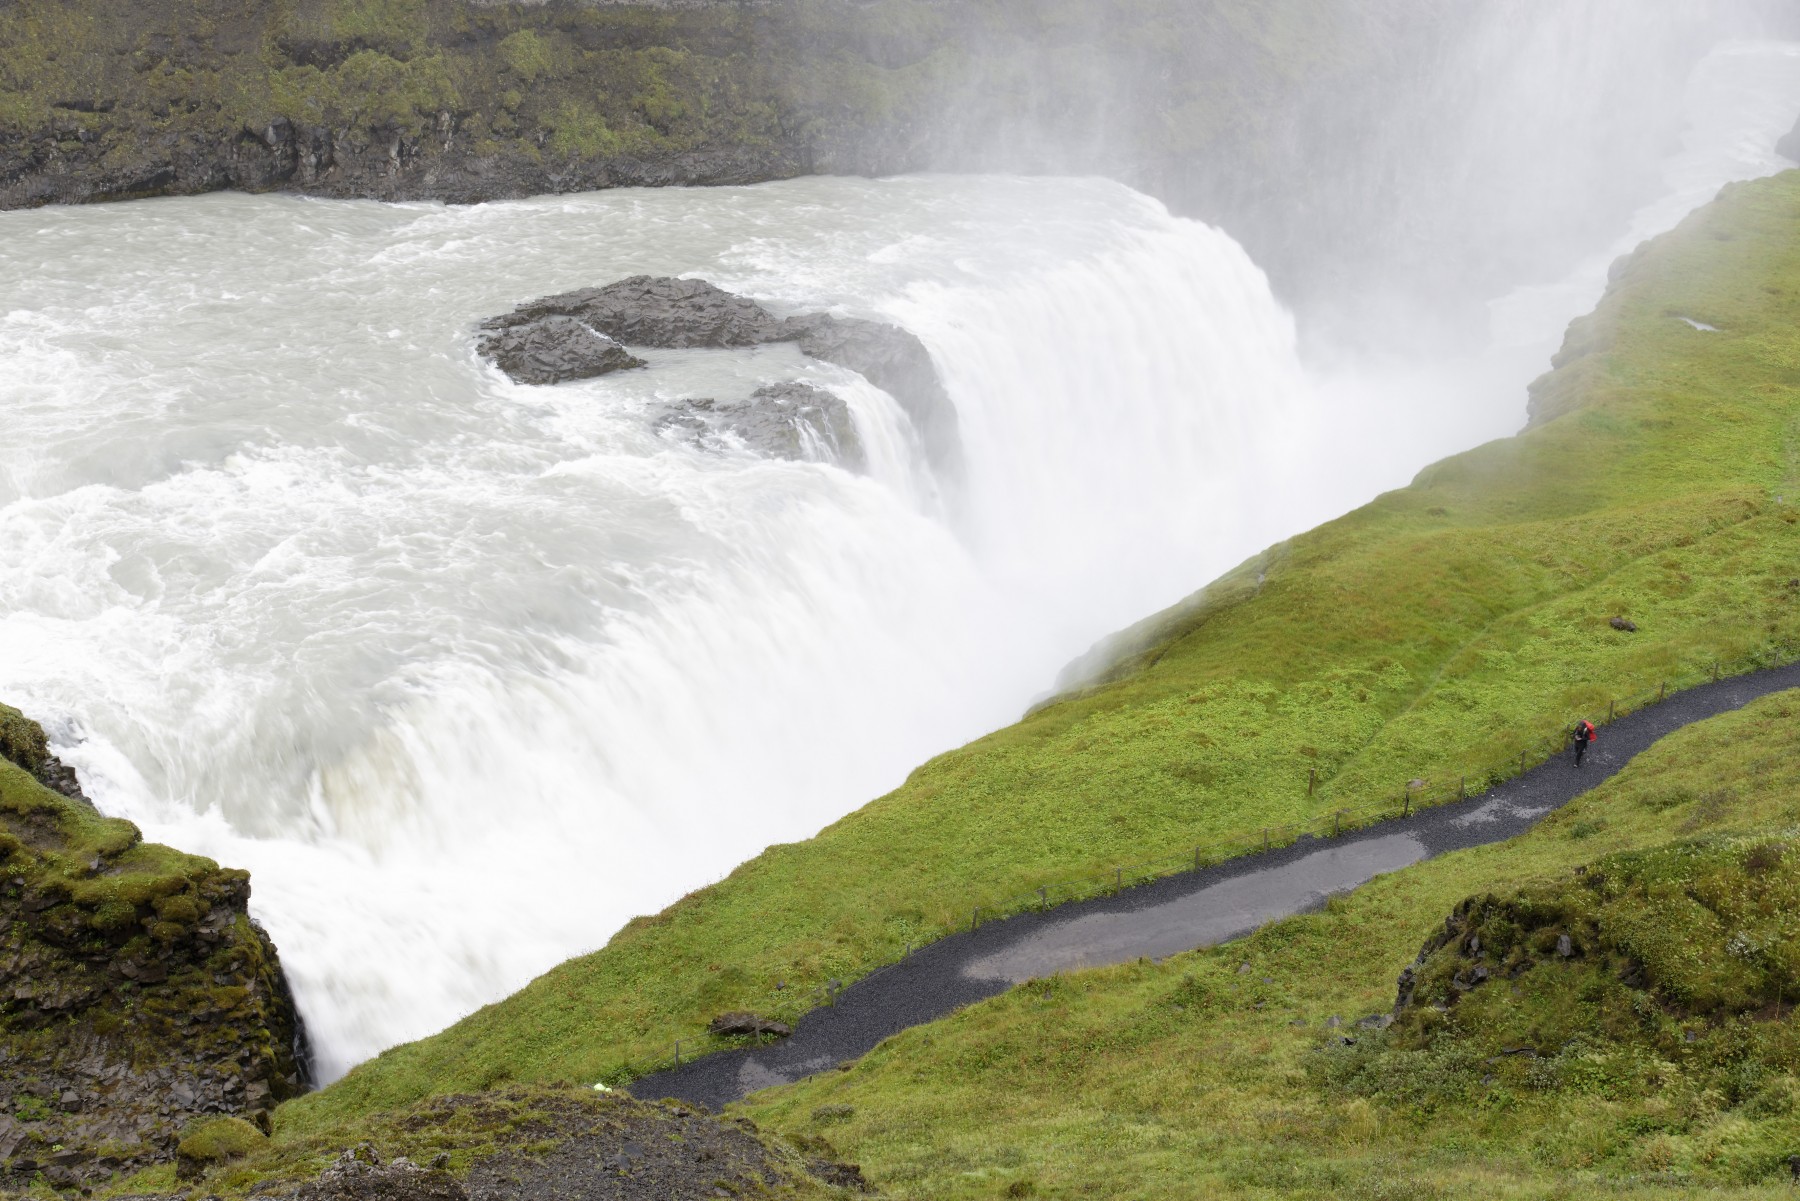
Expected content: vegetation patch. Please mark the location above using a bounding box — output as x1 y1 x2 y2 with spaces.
738 692 1800 1197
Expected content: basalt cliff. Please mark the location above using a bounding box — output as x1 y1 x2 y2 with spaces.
0 704 306 1192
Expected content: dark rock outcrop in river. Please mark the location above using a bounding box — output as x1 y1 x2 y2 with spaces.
0 704 306 1192
475 314 645 386
657 383 867 473
480 276 955 475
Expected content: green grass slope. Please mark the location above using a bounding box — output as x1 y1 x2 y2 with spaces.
735 690 1800 1198
284 170 1800 1129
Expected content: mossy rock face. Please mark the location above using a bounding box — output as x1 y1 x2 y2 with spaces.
0 706 306 1193
0 704 87 804
1321 836 1800 1114
163 1084 854 1198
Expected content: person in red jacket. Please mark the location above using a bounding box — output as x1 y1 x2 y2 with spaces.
1571 719 1596 767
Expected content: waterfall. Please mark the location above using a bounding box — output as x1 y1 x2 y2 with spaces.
2 35 1798 1081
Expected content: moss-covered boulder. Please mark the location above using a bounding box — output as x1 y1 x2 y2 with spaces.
1323 836 1800 1120
177 1116 269 1179
0 703 88 804
0 706 305 1192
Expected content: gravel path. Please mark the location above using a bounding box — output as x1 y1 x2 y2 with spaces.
631 662 1800 1110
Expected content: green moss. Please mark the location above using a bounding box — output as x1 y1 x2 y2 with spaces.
178 1116 270 1168
495 29 551 84
0 701 49 777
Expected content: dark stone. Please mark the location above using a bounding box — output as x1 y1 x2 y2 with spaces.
507 276 789 349
477 277 958 473
808 1158 871 1191
1609 616 1638 632
474 316 645 386
780 313 958 473
294 1152 467 1201
658 383 866 472
707 1011 792 1039
1354 1012 1393 1030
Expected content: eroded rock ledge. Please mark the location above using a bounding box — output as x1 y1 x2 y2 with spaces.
0 704 306 1192
478 275 958 476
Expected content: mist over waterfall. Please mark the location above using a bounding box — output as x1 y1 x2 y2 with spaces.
2 10 1800 1083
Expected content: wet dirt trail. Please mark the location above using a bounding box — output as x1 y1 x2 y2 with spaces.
632 662 1800 1110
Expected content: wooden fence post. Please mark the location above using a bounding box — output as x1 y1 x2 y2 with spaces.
1308 767 1317 796
1659 681 1666 702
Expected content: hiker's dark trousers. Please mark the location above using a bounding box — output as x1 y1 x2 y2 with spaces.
1574 741 1587 766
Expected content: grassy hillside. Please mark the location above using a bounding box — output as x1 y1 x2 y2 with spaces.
735 690 1800 1198
275 164 1800 1132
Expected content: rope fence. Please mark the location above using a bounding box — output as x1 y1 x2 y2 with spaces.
620 647 1787 1083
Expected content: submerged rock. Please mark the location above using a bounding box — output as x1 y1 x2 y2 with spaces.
478 276 956 473
475 314 646 385
658 382 867 472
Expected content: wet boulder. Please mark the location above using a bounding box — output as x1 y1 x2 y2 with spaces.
494 275 788 350
477 277 958 474
781 313 958 475
657 383 866 472
476 315 646 386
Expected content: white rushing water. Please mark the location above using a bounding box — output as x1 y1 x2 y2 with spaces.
1 40 1798 1082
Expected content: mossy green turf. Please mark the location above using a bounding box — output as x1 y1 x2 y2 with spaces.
281 169 1800 1129
734 694 1800 1198
0 708 207 911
